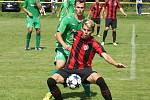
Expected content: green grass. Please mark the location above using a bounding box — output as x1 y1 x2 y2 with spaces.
0 12 150 100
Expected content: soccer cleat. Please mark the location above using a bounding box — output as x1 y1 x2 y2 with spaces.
35 47 42 51
43 92 52 100
113 42 117 46
25 47 30 50
101 42 105 46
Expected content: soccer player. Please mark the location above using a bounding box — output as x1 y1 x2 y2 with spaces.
23 0 43 50
43 0 90 99
137 0 142 15
47 19 126 100
101 0 127 46
88 0 103 37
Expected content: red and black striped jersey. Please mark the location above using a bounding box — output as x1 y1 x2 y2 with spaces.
104 0 121 19
65 30 106 70
90 2 103 19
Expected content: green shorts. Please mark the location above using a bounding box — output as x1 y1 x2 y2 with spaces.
26 16 41 28
55 48 70 62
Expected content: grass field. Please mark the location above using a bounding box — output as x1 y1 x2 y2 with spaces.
0 12 150 100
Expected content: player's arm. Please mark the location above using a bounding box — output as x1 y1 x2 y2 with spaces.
64 0 69 15
23 8 32 17
56 32 71 51
119 8 127 17
87 10 92 19
117 1 127 17
101 52 126 68
57 5 62 17
87 5 93 19
35 0 46 15
22 0 32 17
100 6 105 19
55 16 71 51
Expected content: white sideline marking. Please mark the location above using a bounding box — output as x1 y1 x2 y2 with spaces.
130 24 136 80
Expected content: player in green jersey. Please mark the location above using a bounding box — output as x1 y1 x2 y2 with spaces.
23 0 43 50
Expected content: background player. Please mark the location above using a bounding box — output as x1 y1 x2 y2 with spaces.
101 0 127 46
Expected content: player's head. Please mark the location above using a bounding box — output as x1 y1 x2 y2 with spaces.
82 19 95 39
74 0 85 16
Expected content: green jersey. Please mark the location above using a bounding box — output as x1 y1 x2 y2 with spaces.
68 0 75 14
23 0 40 18
56 13 85 48
59 0 69 21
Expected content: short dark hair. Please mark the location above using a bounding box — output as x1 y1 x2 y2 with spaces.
75 0 85 5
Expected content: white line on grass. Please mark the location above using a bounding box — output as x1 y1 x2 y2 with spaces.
130 24 136 80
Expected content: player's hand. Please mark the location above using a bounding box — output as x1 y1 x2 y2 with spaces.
124 13 127 17
28 12 33 17
115 63 127 68
64 45 71 52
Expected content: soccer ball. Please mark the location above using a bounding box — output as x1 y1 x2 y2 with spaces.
66 74 81 89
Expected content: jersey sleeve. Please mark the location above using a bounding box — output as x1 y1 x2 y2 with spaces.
93 39 106 56
57 16 69 34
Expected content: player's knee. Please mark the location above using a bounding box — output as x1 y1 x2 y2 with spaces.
112 29 116 32
47 77 57 87
96 77 108 89
105 27 109 30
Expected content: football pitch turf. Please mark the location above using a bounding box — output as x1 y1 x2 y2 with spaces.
0 13 150 100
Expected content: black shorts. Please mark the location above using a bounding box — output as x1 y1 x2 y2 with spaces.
91 17 101 24
57 68 96 84
105 18 117 29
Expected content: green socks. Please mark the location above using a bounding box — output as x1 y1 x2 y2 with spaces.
36 32 40 48
82 84 90 97
26 32 31 48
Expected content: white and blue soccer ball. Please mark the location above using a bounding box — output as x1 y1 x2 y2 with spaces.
66 74 81 89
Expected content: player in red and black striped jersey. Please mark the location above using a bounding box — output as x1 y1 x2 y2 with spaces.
47 19 126 100
101 0 127 46
88 0 103 37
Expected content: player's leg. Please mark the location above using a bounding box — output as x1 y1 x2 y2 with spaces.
96 18 101 36
87 72 112 100
82 83 91 97
55 49 68 70
25 17 33 50
82 68 91 97
43 49 68 100
35 18 41 50
47 73 64 100
101 18 110 45
47 68 70 100
112 19 117 46
77 68 91 98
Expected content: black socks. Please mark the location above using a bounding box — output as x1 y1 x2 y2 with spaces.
47 78 63 100
96 77 112 100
